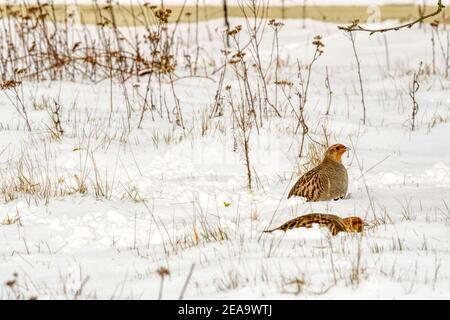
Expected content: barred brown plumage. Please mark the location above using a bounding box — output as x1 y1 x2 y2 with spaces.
288 144 349 201
264 213 364 236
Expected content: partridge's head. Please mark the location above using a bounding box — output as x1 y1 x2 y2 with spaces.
343 217 364 233
324 144 349 163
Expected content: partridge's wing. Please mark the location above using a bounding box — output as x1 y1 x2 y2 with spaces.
287 166 325 201
325 217 348 236
301 214 347 236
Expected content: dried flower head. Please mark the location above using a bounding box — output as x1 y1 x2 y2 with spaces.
156 267 170 277
275 80 293 86
312 35 324 48
0 80 22 90
153 7 172 24
269 19 284 28
430 20 439 28
227 25 242 36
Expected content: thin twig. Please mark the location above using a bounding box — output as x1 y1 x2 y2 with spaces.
338 1 444 35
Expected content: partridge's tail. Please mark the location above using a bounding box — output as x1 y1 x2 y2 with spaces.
263 218 300 233
263 227 282 233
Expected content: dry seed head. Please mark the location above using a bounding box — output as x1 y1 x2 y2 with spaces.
156 267 170 277
5 279 16 287
153 8 172 23
144 3 157 10
312 35 324 49
147 32 160 42
229 51 245 64
0 80 22 90
269 19 284 28
5 273 17 287
430 20 439 28
37 13 48 20
275 80 293 86
227 25 242 36
14 68 27 75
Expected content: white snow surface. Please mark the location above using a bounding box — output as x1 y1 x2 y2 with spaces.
0 15 450 300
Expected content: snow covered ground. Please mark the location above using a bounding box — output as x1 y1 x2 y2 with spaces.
0 13 449 299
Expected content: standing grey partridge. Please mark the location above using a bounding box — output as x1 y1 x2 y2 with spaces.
288 144 349 202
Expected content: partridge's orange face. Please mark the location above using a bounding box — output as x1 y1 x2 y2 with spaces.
343 217 364 233
325 144 349 163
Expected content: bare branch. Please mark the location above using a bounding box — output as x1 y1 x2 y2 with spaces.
338 1 445 35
